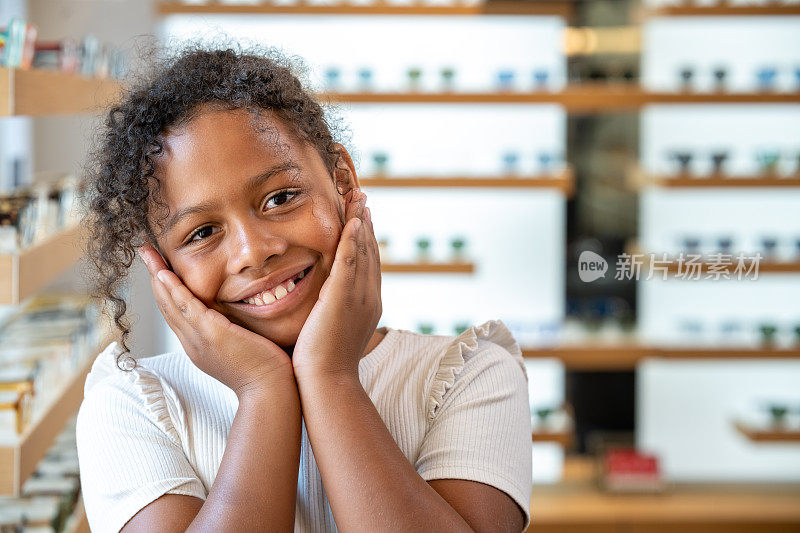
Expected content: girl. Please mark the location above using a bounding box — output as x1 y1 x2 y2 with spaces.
77 45 532 532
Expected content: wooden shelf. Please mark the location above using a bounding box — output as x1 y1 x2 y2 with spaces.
532 411 575 447
381 261 474 273
626 242 800 276
528 456 800 532
532 428 574 447
525 345 658 370
318 84 800 111
0 331 114 495
524 345 800 370
0 68 120 117
157 1 575 17
650 4 800 17
734 420 800 443
360 171 574 196
649 174 800 189
0 226 86 306
662 259 800 275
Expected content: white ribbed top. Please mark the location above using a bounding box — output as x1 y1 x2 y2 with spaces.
76 319 533 532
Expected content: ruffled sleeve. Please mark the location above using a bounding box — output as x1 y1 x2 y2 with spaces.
426 319 527 421
84 341 186 446
417 319 532 528
78 343 206 532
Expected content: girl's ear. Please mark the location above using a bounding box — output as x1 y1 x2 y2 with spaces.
332 143 359 196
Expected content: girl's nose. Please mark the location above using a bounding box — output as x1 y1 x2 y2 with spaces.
226 221 288 275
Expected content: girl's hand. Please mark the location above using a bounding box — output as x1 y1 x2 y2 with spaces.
139 245 294 397
291 189 382 382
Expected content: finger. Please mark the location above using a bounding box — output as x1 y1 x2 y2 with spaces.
364 206 379 263
364 206 382 292
347 189 366 224
150 273 193 342
329 216 361 291
156 269 212 332
138 244 169 276
356 213 370 294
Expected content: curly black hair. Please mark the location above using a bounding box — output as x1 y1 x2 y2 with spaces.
83 44 349 355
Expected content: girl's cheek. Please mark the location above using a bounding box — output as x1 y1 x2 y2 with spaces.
175 259 223 305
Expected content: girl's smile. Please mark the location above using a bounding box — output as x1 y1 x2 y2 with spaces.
226 263 316 319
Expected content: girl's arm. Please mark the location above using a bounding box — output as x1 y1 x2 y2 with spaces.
292 191 524 531
122 248 302 533
296 373 523 532
123 375 301 533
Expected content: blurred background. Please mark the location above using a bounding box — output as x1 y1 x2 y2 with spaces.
1 0 799 531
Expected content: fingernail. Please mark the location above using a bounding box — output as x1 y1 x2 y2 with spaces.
157 270 168 283
354 218 362 230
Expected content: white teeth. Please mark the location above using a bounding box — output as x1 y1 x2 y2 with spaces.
262 291 276 304
274 285 288 300
243 267 308 306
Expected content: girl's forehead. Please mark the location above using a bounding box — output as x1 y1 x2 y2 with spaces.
161 107 300 163
155 109 317 189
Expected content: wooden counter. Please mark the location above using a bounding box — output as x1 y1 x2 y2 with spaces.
528 458 800 532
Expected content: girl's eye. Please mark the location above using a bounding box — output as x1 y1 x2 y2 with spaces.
264 189 300 211
187 225 219 243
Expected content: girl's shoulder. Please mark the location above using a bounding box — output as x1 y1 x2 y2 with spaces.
373 319 527 421
80 341 216 444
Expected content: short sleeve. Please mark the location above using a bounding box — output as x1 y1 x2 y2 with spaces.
415 320 533 529
76 343 207 532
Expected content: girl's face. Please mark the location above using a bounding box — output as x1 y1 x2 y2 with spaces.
150 106 356 348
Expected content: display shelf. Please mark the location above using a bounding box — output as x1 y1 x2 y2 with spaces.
528 456 800 532
733 421 800 443
625 240 800 276
524 345 800 370
0 68 120 117
380 261 474 273
660 259 800 275
319 84 800 111
650 4 800 17
157 1 575 17
360 171 574 195
532 427 574 447
648 174 800 189
532 409 575 448
524 344 658 370
0 225 86 306
0 331 114 495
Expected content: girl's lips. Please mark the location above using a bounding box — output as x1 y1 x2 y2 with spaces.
227 264 315 318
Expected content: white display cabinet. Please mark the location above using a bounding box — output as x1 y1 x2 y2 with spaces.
159 15 567 93
639 358 800 482
642 18 800 94
637 14 800 482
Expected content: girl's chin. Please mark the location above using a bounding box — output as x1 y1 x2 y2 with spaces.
232 315 303 348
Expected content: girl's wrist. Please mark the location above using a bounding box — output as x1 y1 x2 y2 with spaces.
293 362 360 389
234 363 298 402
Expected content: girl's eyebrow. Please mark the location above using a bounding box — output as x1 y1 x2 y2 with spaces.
163 161 302 234
244 161 301 193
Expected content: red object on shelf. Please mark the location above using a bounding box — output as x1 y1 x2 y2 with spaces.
602 447 664 493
